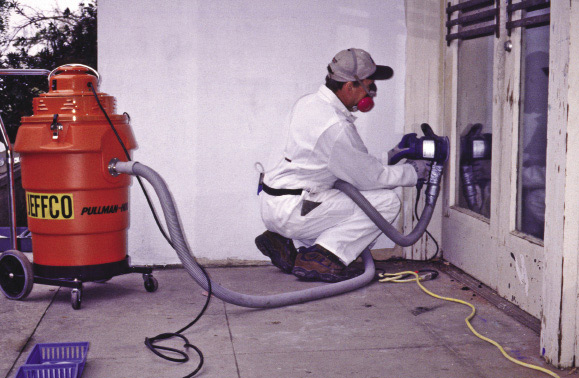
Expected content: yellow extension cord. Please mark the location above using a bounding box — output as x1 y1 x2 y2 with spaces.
379 271 560 378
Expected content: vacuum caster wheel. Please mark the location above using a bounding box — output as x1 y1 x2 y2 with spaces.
0 250 34 300
71 288 82 310
143 274 158 293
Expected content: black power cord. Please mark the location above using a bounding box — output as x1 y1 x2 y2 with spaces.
88 78 440 375
414 184 440 261
87 81 211 377
86 82 172 247
375 184 440 281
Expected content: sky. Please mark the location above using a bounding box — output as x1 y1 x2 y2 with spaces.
4 0 88 54
9 0 87 26
12 0 83 15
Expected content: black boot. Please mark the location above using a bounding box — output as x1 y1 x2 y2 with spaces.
292 245 361 282
255 231 298 274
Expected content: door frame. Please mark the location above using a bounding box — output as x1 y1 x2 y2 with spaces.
540 1 579 368
438 0 579 368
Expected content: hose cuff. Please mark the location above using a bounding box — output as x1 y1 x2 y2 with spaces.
110 159 137 175
425 163 443 206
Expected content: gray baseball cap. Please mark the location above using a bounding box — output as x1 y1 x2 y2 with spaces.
328 48 393 82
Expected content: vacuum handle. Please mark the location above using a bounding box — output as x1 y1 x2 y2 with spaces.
0 69 52 250
0 69 50 76
48 64 100 85
0 116 17 250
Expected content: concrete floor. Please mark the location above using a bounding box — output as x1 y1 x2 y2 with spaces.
1 259 577 378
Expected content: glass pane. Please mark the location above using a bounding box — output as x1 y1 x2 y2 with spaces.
456 34 494 218
516 10 549 239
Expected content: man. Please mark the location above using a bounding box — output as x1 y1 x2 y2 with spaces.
256 48 429 283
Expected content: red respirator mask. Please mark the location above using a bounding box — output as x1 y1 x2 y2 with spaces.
356 96 374 112
353 79 377 113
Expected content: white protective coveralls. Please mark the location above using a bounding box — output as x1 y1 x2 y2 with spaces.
260 85 418 265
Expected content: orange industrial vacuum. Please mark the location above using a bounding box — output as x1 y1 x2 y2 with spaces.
0 65 157 309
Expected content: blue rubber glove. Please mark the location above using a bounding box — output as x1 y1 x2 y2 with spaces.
388 133 418 165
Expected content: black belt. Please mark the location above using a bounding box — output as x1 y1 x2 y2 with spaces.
262 183 303 196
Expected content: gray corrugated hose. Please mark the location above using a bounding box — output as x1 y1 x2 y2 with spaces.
333 162 442 247
113 161 376 308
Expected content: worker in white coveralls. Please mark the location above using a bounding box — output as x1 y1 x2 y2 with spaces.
256 48 430 282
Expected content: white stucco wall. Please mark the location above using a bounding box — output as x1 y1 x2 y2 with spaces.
98 0 406 264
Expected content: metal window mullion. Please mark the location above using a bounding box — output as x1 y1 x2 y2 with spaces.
446 24 498 43
447 0 494 14
506 0 550 36
507 0 549 13
446 0 499 46
506 13 550 31
446 8 497 28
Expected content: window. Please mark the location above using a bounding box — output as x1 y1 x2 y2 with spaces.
456 34 494 218
515 6 549 239
447 0 498 218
